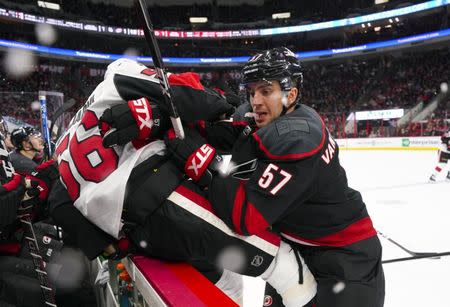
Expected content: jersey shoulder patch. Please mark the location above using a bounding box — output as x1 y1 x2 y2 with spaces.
252 105 326 160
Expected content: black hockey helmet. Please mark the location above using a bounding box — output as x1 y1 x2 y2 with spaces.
10 126 40 149
242 47 303 93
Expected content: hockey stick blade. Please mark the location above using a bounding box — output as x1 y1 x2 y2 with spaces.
377 231 440 259
383 251 450 264
136 0 184 139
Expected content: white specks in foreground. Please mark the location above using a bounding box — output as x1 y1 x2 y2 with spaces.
4 49 36 78
217 245 246 273
123 48 139 57
35 23 57 45
332 281 346 294
139 240 148 249
50 248 86 290
31 100 41 111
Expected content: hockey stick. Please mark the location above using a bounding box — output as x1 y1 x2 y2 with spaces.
49 98 76 140
136 0 185 139
377 231 440 259
39 93 53 159
0 132 57 306
382 251 450 264
18 211 58 306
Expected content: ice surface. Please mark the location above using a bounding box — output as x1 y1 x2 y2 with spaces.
243 149 450 307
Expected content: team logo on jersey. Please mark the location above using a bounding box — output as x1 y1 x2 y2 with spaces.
140 68 156 77
42 236 52 244
263 295 273 306
251 255 264 267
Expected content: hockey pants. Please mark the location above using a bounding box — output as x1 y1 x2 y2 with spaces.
267 235 385 307
126 180 281 277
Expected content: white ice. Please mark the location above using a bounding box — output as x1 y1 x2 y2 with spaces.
243 149 450 307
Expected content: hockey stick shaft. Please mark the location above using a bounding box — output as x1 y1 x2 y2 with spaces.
19 213 57 306
382 251 450 264
136 0 185 139
377 231 439 258
39 93 53 158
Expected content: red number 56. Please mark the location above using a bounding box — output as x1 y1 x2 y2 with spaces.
56 110 119 201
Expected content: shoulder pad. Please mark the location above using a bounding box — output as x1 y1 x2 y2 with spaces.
105 59 161 83
105 59 145 79
252 105 326 160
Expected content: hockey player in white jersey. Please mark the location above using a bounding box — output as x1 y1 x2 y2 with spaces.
49 58 317 307
429 130 450 182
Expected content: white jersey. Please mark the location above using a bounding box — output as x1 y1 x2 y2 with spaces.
55 59 166 238
55 58 232 238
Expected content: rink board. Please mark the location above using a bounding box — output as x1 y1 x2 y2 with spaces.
122 256 238 307
336 136 441 150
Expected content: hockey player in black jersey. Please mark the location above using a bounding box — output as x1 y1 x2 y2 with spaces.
49 58 317 307
165 47 385 307
9 126 45 175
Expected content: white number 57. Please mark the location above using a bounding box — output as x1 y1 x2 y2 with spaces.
258 163 292 195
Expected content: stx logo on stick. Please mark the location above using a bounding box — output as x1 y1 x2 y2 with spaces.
131 98 153 131
186 144 215 181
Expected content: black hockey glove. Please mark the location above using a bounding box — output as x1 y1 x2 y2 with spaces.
165 127 224 186
19 160 59 217
99 98 170 148
0 174 25 230
32 221 64 263
28 160 59 200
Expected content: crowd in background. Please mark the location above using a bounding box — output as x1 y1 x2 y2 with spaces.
1 48 448 139
1 0 428 30
0 11 446 59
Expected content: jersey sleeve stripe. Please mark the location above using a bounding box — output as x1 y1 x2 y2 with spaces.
167 189 279 256
281 216 377 247
231 181 246 235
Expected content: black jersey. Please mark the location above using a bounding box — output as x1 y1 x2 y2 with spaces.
9 151 38 175
209 104 376 247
